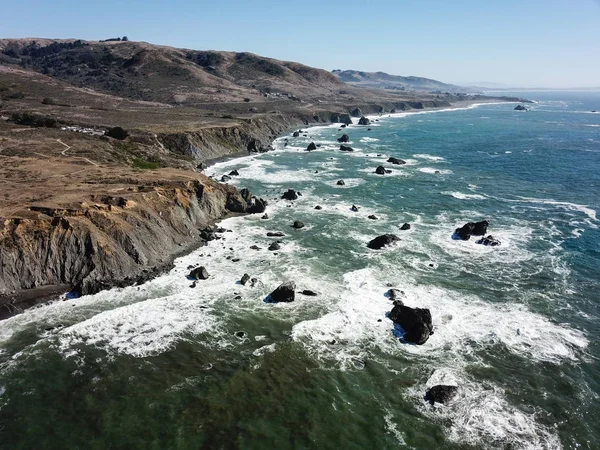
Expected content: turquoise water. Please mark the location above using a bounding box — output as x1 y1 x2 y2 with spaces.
1 92 599 449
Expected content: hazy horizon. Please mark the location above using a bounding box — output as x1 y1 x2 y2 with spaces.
2 0 599 89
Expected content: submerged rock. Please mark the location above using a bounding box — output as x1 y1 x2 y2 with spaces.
267 231 285 237
339 145 354 152
386 288 405 302
389 303 433 345
424 385 458 405
188 266 209 280
301 290 318 296
268 281 296 302
368 215 378 220
514 105 528 111
367 234 400 250
292 220 305 229
476 235 501 246
400 223 411 230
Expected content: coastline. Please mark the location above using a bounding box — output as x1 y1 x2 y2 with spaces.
0 96 522 321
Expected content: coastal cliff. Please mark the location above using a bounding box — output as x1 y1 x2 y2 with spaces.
0 176 263 319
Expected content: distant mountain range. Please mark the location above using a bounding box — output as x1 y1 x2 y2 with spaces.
332 70 469 93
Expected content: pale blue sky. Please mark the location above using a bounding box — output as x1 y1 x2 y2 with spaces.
3 0 600 88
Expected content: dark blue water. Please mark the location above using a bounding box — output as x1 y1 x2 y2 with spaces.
0 91 598 449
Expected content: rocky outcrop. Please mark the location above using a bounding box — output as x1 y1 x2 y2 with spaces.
0 177 263 318
306 142 317 151
340 145 354 152
375 166 388 175
188 266 209 280
453 220 489 240
350 108 363 118
424 385 458 405
281 189 298 200
268 281 296 302
337 180 345 186
337 134 349 143
292 221 305 229
387 157 406 165
358 116 370 125
514 105 528 111
389 303 433 345
400 223 411 230
367 234 400 249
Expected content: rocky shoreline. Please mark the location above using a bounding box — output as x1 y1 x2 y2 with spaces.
0 97 520 321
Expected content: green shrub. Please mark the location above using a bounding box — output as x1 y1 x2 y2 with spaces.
132 158 160 169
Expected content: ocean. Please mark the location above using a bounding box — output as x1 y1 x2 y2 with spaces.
1 91 599 449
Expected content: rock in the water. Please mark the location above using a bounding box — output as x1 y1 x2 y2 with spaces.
261 213 269 219
220 174 231 182
368 215 378 220
267 231 285 237
241 273 250 285
472 220 489 236
339 145 354 152
454 220 488 240
292 220 305 229
268 242 281 251
424 385 458 405
351 205 359 212
358 116 370 125
281 189 298 200
476 235 501 246
375 165 387 175
337 134 350 143
188 266 209 280
337 180 346 186
301 290 318 296
269 281 296 302
250 245 261 250
400 223 411 230
292 131 300 137
314 205 322 210
514 105 528 111
229 170 239 176
247 197 268 214
306 142 317 151
367 234 400 249
389 303 433 345
386 288 405 302
387 157 406 165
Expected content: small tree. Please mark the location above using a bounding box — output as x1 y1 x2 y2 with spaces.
122 36 129 42
106 126 129 140
42 97 55 105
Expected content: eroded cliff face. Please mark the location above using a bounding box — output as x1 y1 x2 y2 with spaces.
0 176 263 318
155 102 452 165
